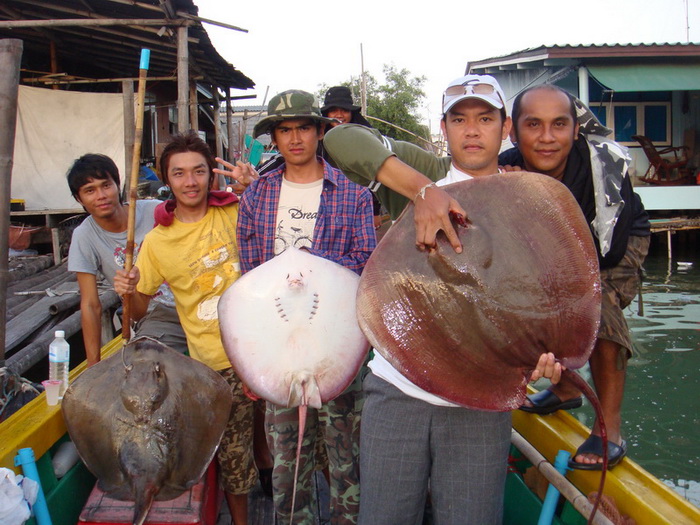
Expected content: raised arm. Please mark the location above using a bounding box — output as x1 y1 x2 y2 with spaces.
324 124 465 253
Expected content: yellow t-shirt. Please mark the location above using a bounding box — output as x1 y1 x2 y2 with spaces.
136 204 240 371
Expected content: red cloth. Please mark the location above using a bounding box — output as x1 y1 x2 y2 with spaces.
154 191 238 227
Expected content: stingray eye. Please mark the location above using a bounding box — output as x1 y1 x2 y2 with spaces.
154 363 161 373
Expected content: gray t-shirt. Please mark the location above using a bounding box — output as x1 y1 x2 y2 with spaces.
68 199 174 306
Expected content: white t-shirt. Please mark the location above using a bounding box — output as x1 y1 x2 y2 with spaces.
368 163 473 406
274 177 324 255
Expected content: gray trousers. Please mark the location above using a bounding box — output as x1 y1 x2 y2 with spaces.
358 372 511 525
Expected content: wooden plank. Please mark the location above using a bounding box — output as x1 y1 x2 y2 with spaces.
0 18 187 29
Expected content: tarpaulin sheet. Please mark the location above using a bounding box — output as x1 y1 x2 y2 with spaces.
11 86 125 210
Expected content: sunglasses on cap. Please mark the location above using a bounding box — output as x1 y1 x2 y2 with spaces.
444 82 500 100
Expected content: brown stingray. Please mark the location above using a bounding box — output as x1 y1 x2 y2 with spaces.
357 171 602 411
62 338 233 525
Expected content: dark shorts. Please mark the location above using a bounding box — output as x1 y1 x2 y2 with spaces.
134 302 188 354
598 235 650 359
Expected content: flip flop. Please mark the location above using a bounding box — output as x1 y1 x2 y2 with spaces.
519 389 583 415
568 434 627 471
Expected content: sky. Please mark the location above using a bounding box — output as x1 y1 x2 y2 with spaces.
195 0 699 134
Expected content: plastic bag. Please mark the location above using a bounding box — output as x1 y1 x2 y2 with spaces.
0 468 38 525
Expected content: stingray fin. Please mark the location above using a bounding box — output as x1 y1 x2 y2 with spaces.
287 372 322 409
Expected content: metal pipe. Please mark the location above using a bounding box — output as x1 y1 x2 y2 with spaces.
0 39 23 368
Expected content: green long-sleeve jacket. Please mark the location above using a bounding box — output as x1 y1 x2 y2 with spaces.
324 124 452 220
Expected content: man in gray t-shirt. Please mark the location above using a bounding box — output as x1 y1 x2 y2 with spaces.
66 154 186 365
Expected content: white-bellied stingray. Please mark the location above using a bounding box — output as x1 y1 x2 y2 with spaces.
62 338 233 525
218 247 369 521
357 172 602 411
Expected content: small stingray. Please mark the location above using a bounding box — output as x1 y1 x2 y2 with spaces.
218 247 369 521
62 338 233 525
357 172 601 410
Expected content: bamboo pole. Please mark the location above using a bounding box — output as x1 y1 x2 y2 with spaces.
510 430 614 525
122 49 150 342
0 39 23 368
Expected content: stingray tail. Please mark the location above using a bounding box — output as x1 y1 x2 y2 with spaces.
288 404 307 525
131 483 157 525
562 368 608 525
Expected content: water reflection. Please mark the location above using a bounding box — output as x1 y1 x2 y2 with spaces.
567 253 700 505
623 254 700 505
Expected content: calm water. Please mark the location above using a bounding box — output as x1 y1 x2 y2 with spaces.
571 247 700 506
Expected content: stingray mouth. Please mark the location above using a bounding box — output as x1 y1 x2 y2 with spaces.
286 272 306 289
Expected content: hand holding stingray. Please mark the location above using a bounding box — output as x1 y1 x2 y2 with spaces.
62 338 233 525
357 172 602 411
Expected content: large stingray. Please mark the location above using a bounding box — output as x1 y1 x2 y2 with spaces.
357 171 602 411
62 338 233 525
218 247 369 521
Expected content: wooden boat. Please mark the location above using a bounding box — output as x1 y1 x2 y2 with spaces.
2 338 699 525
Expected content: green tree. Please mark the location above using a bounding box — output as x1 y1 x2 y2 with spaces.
318 65 431 148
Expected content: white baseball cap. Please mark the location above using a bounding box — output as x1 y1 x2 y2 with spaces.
442 74 506 114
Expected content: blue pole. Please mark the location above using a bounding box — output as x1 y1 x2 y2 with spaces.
15 447 53 525
537 450 571 525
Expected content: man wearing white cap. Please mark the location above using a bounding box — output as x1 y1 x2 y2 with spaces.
325 75 561 524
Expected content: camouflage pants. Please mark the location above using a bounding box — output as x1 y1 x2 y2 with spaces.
266 372 363 524
217 367 257 495
599 235 650 364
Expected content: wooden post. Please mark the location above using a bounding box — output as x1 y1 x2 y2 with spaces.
213 88 224 189
0 39 23 367
122 80 135 202
189 81 198 131
226 92 234 163
214 89 223 158
177 25 189 132
50 41 59 91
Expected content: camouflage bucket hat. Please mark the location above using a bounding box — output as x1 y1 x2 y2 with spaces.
253 90 336 138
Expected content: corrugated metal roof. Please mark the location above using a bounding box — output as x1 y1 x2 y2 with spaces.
468 42 700 72
0 0 254 92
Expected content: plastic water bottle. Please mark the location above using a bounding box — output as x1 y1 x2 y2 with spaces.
49 330 70 399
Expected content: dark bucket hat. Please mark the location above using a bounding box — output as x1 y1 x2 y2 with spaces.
321 86 361 114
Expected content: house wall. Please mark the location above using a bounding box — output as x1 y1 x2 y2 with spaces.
477 68 699 182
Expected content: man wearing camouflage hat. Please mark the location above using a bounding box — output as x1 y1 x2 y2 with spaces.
237 89 376 524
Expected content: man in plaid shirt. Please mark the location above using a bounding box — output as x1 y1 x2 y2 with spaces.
237 89 375 524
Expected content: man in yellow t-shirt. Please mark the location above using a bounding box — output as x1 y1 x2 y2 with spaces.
114 132 253 525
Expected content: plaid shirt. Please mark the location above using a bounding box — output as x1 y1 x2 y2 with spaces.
238 157 376 275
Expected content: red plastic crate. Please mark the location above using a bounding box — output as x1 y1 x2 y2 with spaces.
79 462 221 525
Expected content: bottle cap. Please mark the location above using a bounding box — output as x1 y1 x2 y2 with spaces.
55 330 65 338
